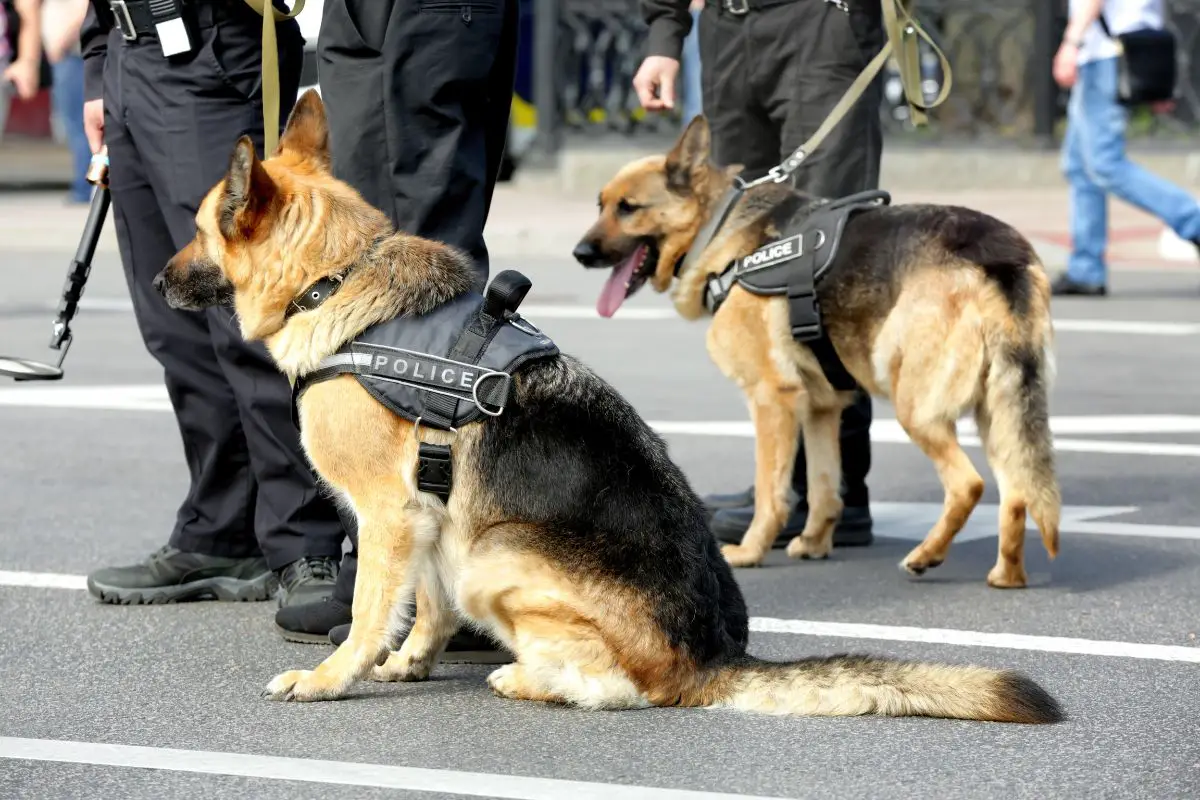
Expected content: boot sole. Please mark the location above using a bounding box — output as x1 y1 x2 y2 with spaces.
275 625 336 645
87 572 278 605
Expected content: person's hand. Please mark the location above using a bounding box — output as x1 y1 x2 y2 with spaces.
1052 41 1079 89
84 99 105 154
2 58 39 100
633 56 681 111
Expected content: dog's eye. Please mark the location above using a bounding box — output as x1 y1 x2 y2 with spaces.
616 199 641 216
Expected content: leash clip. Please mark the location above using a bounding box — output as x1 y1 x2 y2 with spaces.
723 0 749 15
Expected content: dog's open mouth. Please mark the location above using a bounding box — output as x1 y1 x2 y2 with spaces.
597 241 658 318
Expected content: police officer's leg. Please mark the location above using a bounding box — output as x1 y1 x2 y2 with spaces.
86 32 275 604
148 6 345 599
776 0 884 541
697 2 785 524
278 0 520 650
706 1 879 546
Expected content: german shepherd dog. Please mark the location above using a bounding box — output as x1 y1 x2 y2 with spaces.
154 90 1061 723
574 117 1062 590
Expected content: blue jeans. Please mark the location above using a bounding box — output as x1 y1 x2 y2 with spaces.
680 7 702 127
1061 56 1200 286
51 54 92 202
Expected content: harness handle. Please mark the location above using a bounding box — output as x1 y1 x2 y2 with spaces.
484 270 533 320
741 0 953 189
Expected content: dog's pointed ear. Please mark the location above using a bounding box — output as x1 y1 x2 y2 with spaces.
219 136 278 241
665 114 712 194
276 88 330 168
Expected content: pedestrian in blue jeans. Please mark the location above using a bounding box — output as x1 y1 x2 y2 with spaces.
52 52 91 203
1052 0 1200 296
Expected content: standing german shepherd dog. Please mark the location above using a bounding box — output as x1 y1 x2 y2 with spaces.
155 90 1060 723
575 117 1062 590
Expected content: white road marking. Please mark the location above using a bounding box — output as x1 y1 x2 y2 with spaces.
1049 319 1200 336
526 306 1199 335
0 571 87 590
648 419 1200 458
1 386 1198 457
0 737 784 800
3 568 1198 661
45 297 1200 335
748 619 1200 663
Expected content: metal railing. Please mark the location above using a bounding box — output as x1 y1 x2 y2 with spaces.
530 0 1200 157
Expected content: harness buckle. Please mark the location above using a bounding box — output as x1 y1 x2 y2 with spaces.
109 0 138 40
723 0 750 15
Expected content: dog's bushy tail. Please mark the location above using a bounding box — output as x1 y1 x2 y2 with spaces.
700 654 1062 724
979 299 1062 560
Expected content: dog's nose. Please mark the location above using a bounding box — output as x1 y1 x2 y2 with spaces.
573 240 602 267
151 270 166 295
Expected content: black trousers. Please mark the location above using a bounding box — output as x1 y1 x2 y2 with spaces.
101 3 346 570
698 0 884 507
318 0 520 604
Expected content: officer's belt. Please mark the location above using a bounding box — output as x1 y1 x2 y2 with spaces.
702 190 892 392
106 0 240 40
707 0 802 14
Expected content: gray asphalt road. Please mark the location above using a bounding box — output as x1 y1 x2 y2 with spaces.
1 239 1199 800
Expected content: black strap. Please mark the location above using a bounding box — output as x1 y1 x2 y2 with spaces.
678 184 745 277
285 275 344 320
808 336 857 392
416 443 453 502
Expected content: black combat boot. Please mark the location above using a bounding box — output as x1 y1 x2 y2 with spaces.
86 545 277 604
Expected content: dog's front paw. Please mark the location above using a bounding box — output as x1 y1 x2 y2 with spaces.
261 668 345 702
721 543 765 568
371 650 433 683
785 535 831 560
261 669 311 701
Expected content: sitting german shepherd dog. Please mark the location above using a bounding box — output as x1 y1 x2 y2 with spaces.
155 90 1060 723
574 117 1062 590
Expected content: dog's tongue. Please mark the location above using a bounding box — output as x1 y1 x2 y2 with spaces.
597 245 645 318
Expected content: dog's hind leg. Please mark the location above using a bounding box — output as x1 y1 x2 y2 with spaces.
895 413 985 578
720 383 805 567
371 571 457 683
980 407 1029 589
264 499 438 702
785 406 844 561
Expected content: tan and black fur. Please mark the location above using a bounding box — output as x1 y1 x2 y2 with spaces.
156 89 1062 723
575 116 1062 589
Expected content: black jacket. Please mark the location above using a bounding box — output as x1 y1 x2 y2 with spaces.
640 0 693 61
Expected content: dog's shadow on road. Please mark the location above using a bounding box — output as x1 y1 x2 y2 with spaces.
744 532 1198 597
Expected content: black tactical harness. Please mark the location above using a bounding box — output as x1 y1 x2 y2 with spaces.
699 189 891 392
292 270 560 501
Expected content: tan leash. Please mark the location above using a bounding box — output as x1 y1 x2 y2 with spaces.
239 0 307 157
742 0 953 188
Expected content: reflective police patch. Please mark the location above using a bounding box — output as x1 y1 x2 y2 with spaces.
738 233 804 274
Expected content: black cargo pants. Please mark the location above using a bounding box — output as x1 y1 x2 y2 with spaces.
318 0 520 605
101 2 346 570
699 0 884 507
